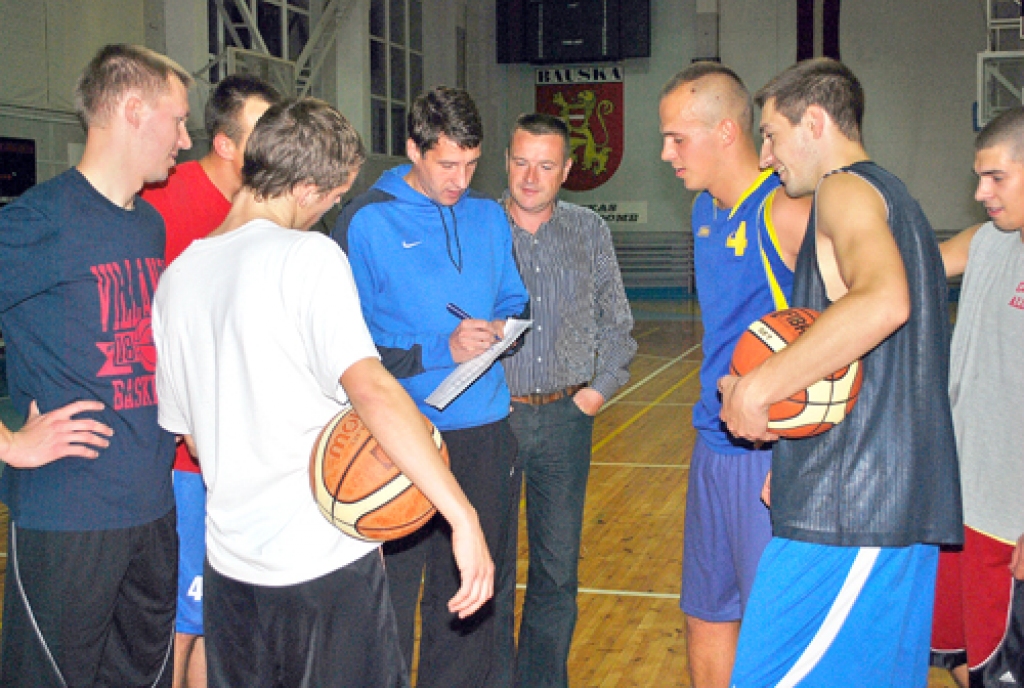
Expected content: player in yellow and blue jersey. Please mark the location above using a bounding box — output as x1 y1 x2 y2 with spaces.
659 62 811 688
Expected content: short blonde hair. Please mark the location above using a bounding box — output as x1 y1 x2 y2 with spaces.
74 44 193 128
661 62 753 132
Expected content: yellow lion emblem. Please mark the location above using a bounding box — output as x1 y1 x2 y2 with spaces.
553 90 614 177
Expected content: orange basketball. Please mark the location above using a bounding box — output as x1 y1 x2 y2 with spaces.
310 407 448 542
730 308 863 439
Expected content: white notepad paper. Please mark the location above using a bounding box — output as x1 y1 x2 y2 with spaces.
425 318 532 410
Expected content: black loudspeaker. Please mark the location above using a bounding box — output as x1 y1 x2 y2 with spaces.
0 137 36 208
618 0 651 59
497 0 529 64
527 0 620 64
497 0 650 64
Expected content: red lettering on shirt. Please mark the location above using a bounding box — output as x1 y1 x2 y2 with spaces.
90 258 163 407
111 374 158 411
91 259 161 333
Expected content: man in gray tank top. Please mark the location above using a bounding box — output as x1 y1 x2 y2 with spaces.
717 58 962 687
931 107 1024 688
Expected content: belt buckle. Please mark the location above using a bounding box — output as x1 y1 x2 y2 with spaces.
514 384 583 406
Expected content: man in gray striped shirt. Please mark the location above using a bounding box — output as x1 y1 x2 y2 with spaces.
495 113 637 688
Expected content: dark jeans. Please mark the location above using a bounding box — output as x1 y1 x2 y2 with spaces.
383 419 519 688
495 396 595 688
204 551 407 688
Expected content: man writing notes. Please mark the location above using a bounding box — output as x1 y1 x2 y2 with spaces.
333 86 528 687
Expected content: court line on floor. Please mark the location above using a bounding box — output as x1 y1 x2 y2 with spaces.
594 362 702 455
632 311 702 322
591 462 689 469
602 342 701 412
514 583 678 599
633 326 661 340
578 587 679 599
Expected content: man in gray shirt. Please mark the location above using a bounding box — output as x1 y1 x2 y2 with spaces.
932 106 1024 688
495 113 637 688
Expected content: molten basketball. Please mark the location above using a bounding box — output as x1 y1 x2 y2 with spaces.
730 308 863 439
310 407 448 542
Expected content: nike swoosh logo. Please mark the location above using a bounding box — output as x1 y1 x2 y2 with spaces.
402 241 422 248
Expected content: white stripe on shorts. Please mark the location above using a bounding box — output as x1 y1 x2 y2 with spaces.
776 547 881 688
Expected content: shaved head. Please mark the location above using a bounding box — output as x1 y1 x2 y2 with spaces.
976 106 1024 162
661 63 753 133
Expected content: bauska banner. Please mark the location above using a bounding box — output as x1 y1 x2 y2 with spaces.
535 65 624 192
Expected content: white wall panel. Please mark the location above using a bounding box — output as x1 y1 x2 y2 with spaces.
0 4 49 108
45 0 145 112
841 0 988 231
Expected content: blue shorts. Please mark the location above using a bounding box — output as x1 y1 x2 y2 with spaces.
173 470 206 635
732 538 939 688
680 435 772 621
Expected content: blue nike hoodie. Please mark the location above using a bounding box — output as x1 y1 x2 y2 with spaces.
331 165 528 431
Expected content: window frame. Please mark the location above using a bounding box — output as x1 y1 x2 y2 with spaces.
369 0 424 157
208 0 313 83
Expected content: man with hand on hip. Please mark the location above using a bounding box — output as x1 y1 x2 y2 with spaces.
495 112 636 688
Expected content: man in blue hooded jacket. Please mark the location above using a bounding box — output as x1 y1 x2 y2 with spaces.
331 86 528 688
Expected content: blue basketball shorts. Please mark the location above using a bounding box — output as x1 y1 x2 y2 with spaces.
731 538 939 688
173 470 207 636
680 435 773 622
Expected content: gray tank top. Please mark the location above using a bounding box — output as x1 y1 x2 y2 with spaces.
950 222 1024 543
771 161 963 548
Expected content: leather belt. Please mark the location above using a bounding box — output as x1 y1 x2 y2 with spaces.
511 383 586 406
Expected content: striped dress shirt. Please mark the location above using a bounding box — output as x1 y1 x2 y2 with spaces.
501 196 637 400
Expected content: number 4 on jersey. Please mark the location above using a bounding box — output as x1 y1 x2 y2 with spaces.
726 221 748 257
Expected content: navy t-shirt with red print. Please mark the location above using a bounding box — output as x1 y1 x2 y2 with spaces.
0 168 175 531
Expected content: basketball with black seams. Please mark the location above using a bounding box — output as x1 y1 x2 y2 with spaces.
310 406 448 541
729 308 863 439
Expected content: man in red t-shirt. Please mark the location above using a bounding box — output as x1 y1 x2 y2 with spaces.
142 75 279 688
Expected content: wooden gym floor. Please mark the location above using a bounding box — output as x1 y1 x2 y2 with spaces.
0 299 958 686
498 299 957 687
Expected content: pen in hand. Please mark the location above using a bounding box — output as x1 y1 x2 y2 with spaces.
446 303 473 321
447 303 501 342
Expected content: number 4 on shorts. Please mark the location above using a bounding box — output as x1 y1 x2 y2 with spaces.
187 575 203 601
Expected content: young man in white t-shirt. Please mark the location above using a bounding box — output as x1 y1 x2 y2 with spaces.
153 98 493 687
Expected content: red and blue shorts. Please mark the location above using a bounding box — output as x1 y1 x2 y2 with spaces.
932 526 1016 673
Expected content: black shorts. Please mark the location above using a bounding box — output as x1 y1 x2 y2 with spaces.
204 550 408 688
0 511 177 688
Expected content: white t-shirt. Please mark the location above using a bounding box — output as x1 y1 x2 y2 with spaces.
154 219 380 586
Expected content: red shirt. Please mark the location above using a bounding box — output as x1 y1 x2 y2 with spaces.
142 161 231 472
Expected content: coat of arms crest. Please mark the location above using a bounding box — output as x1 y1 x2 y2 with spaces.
536 65 624 192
